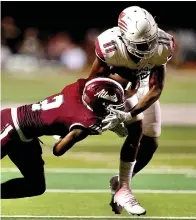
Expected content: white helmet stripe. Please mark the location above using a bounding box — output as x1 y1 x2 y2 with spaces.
84 77 124 96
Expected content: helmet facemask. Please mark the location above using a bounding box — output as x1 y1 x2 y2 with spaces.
122 32 158 59
106 102 125 118
93 99 125 118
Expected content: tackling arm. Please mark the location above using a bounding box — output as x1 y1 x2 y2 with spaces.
89 58 110 78
102 65 166 130
89 58 133 89
53 128 89 156
130 65 165 117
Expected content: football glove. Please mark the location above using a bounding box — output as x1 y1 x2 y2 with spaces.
110 123 128 137
102 108 132 131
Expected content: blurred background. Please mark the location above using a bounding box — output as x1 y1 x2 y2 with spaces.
1 1 196 74
1 1 196 218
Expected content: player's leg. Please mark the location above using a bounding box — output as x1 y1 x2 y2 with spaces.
133 100 161 175
1 138 46 199
109 100 161 215
0 124 14 159
110 95 146 215
0 109 15 159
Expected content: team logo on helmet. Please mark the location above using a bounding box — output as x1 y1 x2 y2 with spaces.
94 89 118 102
82 77 125 117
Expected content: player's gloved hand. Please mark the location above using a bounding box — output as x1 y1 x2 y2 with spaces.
110 123 128 137
102 108 132 131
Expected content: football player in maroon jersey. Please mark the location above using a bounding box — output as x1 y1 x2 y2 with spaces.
0 77 125 199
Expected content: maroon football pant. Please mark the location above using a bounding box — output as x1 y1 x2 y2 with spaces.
1 109 46 198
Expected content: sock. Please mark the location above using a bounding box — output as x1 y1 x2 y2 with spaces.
117 121 142 188
119 159 136 188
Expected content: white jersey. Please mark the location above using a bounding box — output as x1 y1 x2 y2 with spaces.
95 27 173 137
95 27 174 81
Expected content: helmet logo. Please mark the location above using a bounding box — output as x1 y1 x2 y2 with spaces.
118 12 127 32
94 89 118 102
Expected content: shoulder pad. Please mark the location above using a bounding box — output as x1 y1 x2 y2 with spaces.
95 27 121 62
151 28 175 65
95 27 128 66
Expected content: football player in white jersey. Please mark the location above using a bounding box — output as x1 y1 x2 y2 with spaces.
88 6 174 216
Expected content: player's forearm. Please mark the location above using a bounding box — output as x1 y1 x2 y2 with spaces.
131 65 165 117
89 58 109 78
53 133 76 156
53 129 88 156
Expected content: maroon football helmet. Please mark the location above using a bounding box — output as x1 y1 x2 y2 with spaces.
82 77 125 117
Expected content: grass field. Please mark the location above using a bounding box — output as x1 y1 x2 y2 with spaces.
1 68 196 104
1 69 196 219
1 126 196 219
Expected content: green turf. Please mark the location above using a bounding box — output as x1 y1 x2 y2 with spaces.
1 126 196 169
1 73 78 103
1 125 196 218
1 193 196 217
3 151 195 169
2 70 196 103
1 72 196 220
1 172 196 190
160 71 196 104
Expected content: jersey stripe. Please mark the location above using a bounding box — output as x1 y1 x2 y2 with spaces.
69 123 86 131
95 38 105 61
0 124 13 141
11 108 33 142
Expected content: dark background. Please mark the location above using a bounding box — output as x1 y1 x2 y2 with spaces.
2 1 196 39
2 1 196 66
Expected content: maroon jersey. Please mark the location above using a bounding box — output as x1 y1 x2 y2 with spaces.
16 78 102 139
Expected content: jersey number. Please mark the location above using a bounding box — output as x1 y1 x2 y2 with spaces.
32 94 64 111
103 41 117 53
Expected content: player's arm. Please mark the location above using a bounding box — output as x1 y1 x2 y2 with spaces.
89 58 135 89
130 33 175 116
102 65 165 131
53 128 89 157
89 38 110 78
130 65 165 117
89 57 109 78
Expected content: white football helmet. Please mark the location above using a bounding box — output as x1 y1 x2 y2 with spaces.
118 6 158 59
